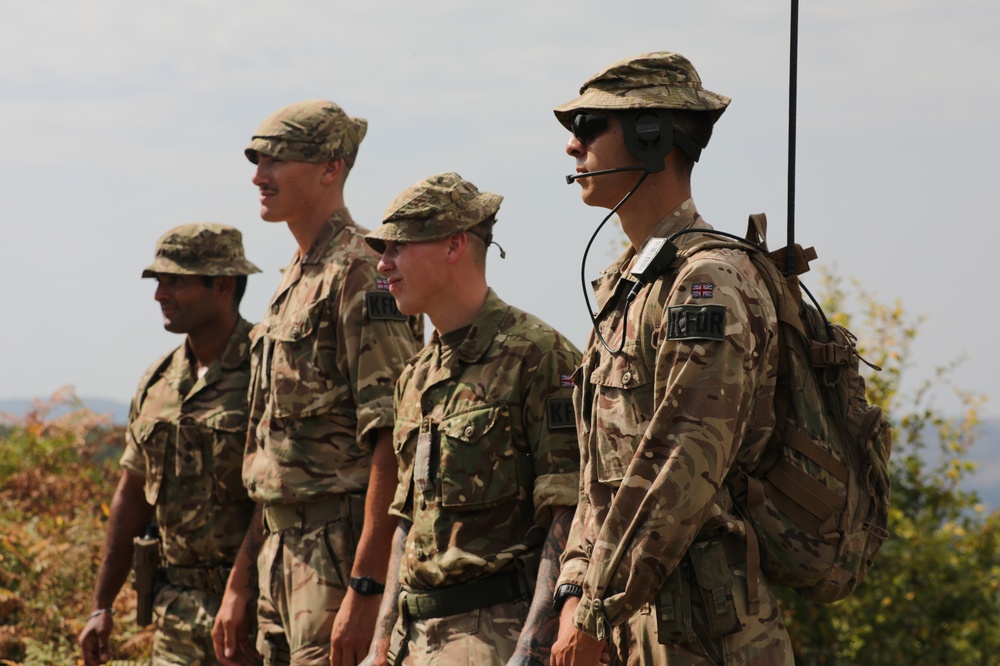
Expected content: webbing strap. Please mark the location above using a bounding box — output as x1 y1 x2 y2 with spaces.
769 458 845 522
744 520 761 615
785 428 849 484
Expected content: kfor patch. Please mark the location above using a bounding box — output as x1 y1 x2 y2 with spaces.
547 397 575 430
667 304 726 341
366 292 407 321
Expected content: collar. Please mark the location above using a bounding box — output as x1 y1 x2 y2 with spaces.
591 199 709 312
427 289 508 365
300 208 355 265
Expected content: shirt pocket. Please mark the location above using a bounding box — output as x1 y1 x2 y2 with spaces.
267 299 346 419
437 404 518 512
203 408 250 503
130 416 166 505
588 341 654 487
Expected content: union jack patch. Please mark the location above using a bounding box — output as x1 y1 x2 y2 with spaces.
375 277 390 291
560 374 574 388
690 282 714 299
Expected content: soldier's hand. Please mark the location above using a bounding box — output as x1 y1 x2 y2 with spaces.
330 588 381 666
213 589 261 666
551 599 609 666
78 611 114 666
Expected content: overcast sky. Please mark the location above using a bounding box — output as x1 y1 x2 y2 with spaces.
2 0 998 420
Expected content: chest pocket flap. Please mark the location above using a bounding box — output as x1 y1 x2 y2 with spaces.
438 404 518 511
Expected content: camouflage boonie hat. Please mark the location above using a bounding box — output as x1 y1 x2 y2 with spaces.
553 51 731 129
142 223 261 278
245 99 368 164
365 172 503 253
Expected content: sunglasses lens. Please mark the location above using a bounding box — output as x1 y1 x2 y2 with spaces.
572 113 607 141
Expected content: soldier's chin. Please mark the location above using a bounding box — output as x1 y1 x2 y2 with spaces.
162 319 184 334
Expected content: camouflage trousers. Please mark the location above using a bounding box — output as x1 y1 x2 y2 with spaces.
395 599 529 666
151 583 225 665
255 499 358 666
607 568 793 666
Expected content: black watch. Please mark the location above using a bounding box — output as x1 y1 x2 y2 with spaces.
349 576 385 596
553 583 583 611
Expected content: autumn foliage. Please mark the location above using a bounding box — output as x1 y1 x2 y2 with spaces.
0 387 152 665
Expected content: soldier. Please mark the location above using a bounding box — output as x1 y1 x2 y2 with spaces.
79 223 262 665
549 53 795 665
359 172 582 666
213 100 423 666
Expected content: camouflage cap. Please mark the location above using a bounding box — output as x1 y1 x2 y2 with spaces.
142 223 262 278
553 52 731 129
245 99 368 164
365 172 503 253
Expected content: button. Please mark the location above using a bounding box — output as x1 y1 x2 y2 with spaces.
592 599 602 609
464 426 475 438
622 371 632 384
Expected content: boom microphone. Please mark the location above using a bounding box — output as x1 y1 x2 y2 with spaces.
565 165 646 185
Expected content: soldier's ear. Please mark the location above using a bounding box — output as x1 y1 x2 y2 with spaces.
213 275 236 300
445 232 469 264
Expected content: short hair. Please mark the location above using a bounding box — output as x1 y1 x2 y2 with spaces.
200 275 248 309
465 216 497 268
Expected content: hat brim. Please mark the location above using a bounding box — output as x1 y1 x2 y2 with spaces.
142 257 262 278
553 86 731 129
365 192 503 253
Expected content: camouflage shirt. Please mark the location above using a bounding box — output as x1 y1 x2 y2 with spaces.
120 317 256 567
390 289 582 589
559 200 779 640
242 209 423 503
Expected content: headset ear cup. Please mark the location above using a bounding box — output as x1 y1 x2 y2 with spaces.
622 109 674 173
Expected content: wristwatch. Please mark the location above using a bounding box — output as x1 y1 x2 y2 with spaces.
348 576 385 596
553 583 583 611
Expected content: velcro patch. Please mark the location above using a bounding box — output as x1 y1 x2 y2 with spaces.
667 304 726 341
366 292 407 321
547 397 575 430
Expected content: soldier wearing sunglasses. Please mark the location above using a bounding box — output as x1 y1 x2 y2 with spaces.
550 53 794 666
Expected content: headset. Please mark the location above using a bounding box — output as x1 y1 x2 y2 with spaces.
621 108 703 171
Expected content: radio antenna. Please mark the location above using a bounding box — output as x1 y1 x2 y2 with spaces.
786 0 799 276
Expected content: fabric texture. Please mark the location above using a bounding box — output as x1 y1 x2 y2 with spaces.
558 200 793 663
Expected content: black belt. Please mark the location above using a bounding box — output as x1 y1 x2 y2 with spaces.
403 569 526 621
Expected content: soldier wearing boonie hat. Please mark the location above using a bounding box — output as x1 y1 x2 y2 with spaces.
81 223 260 666
364 171 504 254
142 222 262 278
218 100 423 666
244 99 368 167
360 172 581 666
551 54 793 666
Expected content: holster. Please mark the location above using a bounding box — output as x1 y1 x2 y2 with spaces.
132 534 161 626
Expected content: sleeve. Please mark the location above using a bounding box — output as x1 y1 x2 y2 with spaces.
521 340 583 528
335 257 424 451
556 346 596 590
573 251 775 640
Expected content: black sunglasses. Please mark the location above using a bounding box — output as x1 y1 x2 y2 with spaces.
571 113 608 142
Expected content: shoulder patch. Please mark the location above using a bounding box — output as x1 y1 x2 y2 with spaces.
375 277 390 291
366 292 407 321
667 304 726 341
547 397 576 430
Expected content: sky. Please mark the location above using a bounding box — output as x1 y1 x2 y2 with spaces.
1 0 998 420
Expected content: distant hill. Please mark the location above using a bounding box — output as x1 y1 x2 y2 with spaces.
964 417 1000 509
0 396 130 424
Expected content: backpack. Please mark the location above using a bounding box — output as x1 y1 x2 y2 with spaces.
668 213 893 605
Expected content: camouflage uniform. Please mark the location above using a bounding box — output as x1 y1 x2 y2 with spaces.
554 55 794 665
121 223 260 665
242 101 423 666
366 173 582 665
